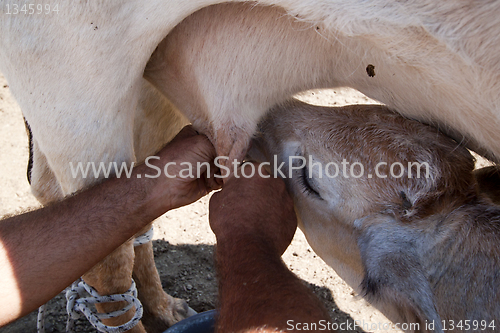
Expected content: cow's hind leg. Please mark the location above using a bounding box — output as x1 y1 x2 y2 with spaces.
133 226 196 332
82 241 147 332
29 136 148 332
28 79 193 332
132 81 196 332
73 80 194 332
28 135 145 331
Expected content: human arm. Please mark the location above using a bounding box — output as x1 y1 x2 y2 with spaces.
0 126 218 326
209 163 332 333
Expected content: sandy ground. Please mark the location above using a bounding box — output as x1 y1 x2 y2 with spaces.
0 71 423 333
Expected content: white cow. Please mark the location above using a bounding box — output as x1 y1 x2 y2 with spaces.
1 1 500 332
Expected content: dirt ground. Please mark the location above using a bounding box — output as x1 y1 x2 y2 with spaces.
0 71 429 333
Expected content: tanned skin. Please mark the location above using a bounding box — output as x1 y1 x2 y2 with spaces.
209 163 333 333
0 126 219 327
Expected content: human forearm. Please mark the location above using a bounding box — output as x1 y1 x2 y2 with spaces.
0 166 168 326
208 165 331 332
215 239 332 333
0 126 217 326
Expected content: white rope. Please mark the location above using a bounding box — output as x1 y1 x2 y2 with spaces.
65 279 143 333
133 226 154 246
37 304 46 333
37 226 154 333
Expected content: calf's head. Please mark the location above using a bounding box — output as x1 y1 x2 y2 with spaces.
251 99 476 230
249 99 484 327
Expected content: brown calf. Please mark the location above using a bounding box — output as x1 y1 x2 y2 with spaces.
250 99 500 332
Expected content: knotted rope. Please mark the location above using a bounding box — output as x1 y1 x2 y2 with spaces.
65 278 142 333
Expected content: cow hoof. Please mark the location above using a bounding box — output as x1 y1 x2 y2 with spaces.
142 295 197 333
168 295 197 323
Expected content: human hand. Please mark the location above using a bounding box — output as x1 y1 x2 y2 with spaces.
209 163 297 256
137 126 220 216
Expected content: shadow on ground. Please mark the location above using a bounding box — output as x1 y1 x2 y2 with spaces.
0 240 365 333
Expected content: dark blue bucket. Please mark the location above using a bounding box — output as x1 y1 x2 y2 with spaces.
163 310 217 333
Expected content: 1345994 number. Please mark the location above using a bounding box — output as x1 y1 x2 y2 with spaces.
5 3 59 15
440 320 496 331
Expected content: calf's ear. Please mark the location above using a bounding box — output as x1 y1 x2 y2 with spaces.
355 214 444 333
